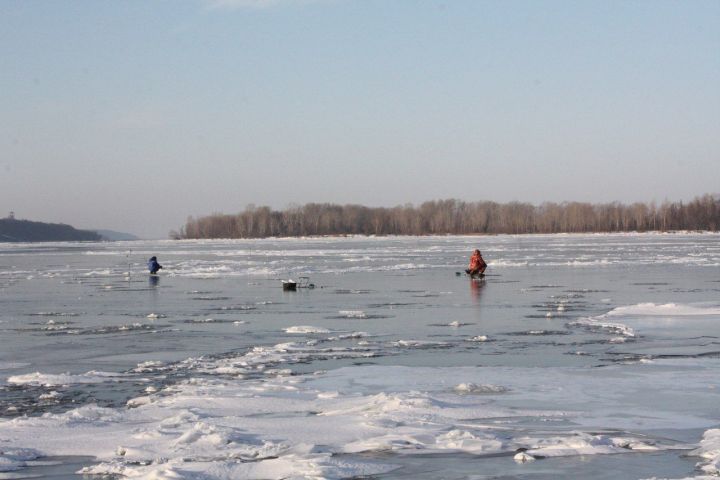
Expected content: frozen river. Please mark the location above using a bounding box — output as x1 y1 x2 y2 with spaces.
1 233 719 479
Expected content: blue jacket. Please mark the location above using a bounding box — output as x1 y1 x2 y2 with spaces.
148 257 162 274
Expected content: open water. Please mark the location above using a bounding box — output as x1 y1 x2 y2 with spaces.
1 233 719 479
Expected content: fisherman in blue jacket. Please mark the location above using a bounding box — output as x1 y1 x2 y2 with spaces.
147 256 163 274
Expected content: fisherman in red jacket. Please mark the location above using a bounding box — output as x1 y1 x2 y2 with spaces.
465 249 487 276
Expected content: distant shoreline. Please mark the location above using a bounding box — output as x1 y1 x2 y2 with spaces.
174 195 720 240
0 218 138 243
1 230 717 244
169 230 719 239
0 218 101 243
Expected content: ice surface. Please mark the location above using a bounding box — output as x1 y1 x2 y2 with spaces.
0 362 31 371
3 233 720 479
1 360 717 478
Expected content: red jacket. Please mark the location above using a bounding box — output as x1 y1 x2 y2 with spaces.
469 252 486 270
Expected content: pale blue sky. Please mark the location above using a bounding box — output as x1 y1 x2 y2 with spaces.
1 0 719 238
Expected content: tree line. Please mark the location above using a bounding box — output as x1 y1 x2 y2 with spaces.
173 194 720 239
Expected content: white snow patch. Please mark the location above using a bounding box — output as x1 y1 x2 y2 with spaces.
466 335 489 342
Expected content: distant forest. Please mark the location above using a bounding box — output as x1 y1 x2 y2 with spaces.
174 194 720 239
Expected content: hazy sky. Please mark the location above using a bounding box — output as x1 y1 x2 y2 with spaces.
1 0 719 238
